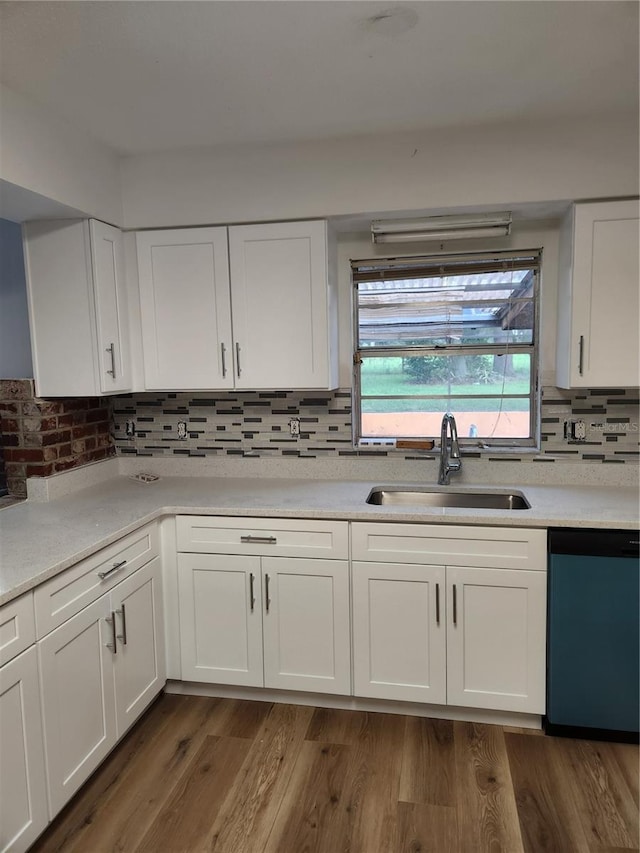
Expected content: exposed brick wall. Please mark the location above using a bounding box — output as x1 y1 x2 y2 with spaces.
0 380 115 498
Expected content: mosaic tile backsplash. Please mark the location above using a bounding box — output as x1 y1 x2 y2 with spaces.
110 387 639 465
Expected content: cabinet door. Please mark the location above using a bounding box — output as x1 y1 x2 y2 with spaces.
262 558 350 695
111 557 166 737
89 220 132 393
178 553 263 686
446 567 546 713
24 219 100 397
0 647 48 853
228 220 337 390
352 562 446 704
136 228 233 390
559 200 640 388
38 595 117 816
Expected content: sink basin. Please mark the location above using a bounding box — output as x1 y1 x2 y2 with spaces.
366 486 530 510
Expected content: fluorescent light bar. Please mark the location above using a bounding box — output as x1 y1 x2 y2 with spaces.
373 226 511 243
371 212 512 244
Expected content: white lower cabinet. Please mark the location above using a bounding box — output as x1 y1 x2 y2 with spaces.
445 566 546 713
352 522 547 715
38 555 165 817
178 553 350 695
111 559 166 733
176 516 351 695
261 556 350 693
0 647 48 853
38 595 117 816
352 562 446 704
0 512 551 853
178 553 263 687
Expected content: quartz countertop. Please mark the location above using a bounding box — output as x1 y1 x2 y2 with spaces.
1 475 638 605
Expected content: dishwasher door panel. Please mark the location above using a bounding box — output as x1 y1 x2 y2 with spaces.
547 553 639 734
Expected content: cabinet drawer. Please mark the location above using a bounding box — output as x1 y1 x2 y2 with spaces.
0 592 36 666
34 523 160 638
176 516 348 559
351 522 547 570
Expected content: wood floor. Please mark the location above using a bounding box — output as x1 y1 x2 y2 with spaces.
32 694 639 853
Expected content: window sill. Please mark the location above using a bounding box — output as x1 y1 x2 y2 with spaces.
355 440 540 456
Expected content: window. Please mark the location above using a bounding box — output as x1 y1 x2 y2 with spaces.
352 249 541 447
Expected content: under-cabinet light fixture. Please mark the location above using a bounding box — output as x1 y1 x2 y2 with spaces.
371 212 512 244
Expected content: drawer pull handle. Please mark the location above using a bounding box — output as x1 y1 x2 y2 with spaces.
265 574 271 613
436 583 440 625
452 584 458 626
249 573 256 612
240 535 277 544
98 559 127 580
116 604 128 646
105 612 117 654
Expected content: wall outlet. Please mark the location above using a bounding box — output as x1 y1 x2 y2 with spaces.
289 417 300 437
177 421 188 440
125 420 135 438
564 419 587 441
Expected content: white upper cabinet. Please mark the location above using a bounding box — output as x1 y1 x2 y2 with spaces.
89 221 132 393
556 199 640 388
24 219 132 397
136 227 233 390
136 220 338 391
228 220 338 390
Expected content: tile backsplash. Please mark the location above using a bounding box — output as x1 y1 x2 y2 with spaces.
110 387 639 465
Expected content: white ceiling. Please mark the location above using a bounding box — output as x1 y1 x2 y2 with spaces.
0 1 638 157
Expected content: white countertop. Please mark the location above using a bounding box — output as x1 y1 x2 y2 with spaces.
1 475 638 605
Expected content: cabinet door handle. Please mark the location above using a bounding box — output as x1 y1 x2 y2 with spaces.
249 573 256 612
435 583 440 625
240 535 277 544
116 604 128 646
98 559 127 580
235 342 242 377
578 335 584 375
221 343 227 378
265 573 271 613
105 611 117 654
106 342 116 379
452 584 457 626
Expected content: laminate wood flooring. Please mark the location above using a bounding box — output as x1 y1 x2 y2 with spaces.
31 695 639 853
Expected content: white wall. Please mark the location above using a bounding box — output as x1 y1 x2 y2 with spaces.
336 221 560 388
120 113 639 229
0 218 33 378
2 83 636 234
0 85 123 226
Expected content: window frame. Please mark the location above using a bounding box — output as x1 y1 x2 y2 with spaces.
351 248 542 450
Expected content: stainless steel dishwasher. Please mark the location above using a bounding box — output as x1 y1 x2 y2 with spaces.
546 527 639 743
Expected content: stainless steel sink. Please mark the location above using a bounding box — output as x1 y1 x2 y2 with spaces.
366 486 530 510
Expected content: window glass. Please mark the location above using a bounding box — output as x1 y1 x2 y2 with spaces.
353 251 540 445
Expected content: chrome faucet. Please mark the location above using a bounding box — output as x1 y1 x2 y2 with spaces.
438 412 461 485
